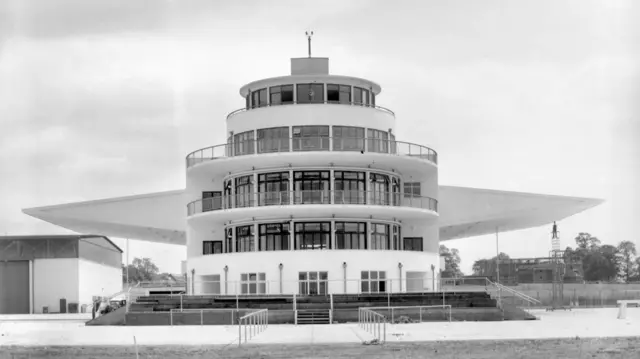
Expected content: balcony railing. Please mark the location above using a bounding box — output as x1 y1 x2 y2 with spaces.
186 137 438 168
226 101 395 120
187 190 438 216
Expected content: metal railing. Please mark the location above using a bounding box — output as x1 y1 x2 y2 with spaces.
187 190 438 216
165 308 239 326
358 308 387 343
367 305 452 323
238 309 269 346
226 101 396 120
186 136 438 168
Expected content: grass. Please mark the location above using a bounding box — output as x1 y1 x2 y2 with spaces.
3 337 640 359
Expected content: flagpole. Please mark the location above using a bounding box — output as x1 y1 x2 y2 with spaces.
126 238 129 286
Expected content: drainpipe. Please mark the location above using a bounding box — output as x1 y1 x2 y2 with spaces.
398 262 403 292
191 269 195 295
342 262 347 293
224 265 229 295
279 263 283 294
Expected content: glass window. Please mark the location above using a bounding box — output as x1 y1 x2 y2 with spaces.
403 237 423 252
393 225 402 250
370 173 390 206
363 88 370 106
389 132 396 154
224 179 233 209
293 171 330 204
235 175 254 208
391 177 401 206
259 223 290 251
241 272 266 294
236 225 255 253
361 271 387 293
225 227 233 253
334 171 365 204
404 182 421 198
371 93 376 106
251 88 268 108
367 129 389 153
332 126 365 151
269 85 293 106
371 223 390 250
258 171 290 206
327 84 351 104
294 222 331 250
292 126 330 151
335 222 366 249
298 271 328 295
296 83 324 104
245 94 250 109
233 130 255 156
354 87 363 105
203 240 222 255
257 127 289 153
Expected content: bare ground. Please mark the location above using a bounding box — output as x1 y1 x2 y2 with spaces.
2 337 640 359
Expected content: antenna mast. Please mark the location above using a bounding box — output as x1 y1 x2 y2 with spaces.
305 30 314 57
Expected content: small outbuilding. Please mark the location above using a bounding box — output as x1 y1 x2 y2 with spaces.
0 234 123 314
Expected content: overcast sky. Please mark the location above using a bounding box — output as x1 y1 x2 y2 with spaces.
1 0 638 274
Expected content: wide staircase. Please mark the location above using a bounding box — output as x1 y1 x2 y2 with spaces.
87 289 537 326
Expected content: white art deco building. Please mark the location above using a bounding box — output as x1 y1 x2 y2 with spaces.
23 55 603 297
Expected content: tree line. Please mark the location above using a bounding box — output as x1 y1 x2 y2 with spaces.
442 233 640 283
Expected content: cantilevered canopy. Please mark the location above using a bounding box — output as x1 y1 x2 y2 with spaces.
23 187 603 244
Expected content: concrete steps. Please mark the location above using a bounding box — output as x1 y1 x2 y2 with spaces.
297 310 331 325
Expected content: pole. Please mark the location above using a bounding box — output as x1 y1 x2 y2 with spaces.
496 227 501 306
126 238 129 286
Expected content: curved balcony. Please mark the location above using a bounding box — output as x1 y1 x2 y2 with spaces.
187 190 438 217
226 101 395 120
186 137 438 169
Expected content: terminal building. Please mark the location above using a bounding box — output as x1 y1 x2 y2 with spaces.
21 54 603 299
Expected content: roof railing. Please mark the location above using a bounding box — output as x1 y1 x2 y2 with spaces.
186 137 437 168
187 190 438 216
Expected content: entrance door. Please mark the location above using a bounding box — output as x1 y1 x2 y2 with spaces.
0 261 30 314
298 271 328 295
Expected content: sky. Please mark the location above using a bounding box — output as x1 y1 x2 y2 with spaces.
1 0 638 274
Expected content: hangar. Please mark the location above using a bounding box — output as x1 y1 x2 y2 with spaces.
0 235 122 314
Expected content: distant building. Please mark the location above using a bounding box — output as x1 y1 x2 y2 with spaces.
0 235 122 314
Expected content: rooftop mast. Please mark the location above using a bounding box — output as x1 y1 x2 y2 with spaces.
305 30 314 57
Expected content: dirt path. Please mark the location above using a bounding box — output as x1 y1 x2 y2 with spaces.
2 337 640 358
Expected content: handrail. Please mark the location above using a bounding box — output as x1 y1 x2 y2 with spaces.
440 276 541 306
226 101 396 120
358 307 386 343
490 280 542 305
185 136 438 168
366 305 452 323
187 190 438 216
238 309 269 346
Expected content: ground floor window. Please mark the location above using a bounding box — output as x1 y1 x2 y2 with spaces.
241 273 266 294
361 271 386 293
403 237 423 251
299 271 328 295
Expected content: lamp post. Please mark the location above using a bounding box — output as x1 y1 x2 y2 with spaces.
431 264 436 292
342 262 347 294
224 265 229 295
279 263 283 294
398 262 403 293
191 269 195 295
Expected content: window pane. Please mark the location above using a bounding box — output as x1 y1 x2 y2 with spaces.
361 271 369 280
371 271 378 280
241 274 247 281
259 273 266 280
361 281 369 293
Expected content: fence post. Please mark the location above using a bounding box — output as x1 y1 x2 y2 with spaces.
419 307 422 322
170 310 173 326
180 294 183 312
238 317 241 347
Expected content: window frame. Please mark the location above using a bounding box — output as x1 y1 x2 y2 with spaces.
202 240 223 255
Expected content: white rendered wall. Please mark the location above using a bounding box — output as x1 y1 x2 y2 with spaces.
227 104 395 136
33 258 79 313
78 259 122 308
188 250 439 295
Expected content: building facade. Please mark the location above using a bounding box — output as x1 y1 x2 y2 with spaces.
0 235 122 314
185 57 440 296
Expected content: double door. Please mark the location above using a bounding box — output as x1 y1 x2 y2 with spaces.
299 271 328 295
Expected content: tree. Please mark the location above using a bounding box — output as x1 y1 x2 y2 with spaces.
574 233 601 250
122 257 160 283
617 241 637 283
439 245 463 278
471 253 511 276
